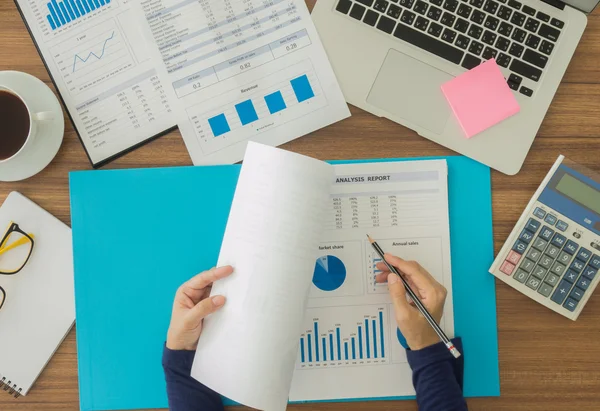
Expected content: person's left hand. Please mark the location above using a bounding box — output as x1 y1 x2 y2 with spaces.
166 265 233 351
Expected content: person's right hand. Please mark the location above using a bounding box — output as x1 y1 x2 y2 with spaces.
375 254 447 350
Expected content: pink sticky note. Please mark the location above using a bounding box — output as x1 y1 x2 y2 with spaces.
441 59 520 139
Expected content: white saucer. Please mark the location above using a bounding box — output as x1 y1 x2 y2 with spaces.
0 71 64 182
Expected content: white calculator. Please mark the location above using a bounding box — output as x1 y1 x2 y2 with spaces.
490 155 600 320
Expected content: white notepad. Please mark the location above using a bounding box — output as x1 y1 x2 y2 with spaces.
0 192 75 398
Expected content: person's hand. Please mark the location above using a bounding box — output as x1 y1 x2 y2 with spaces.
166 266 233 351
375 254 447 350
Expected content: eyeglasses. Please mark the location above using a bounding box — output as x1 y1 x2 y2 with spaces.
0 222 35 312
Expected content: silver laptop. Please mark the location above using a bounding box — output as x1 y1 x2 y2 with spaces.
312 0 597 175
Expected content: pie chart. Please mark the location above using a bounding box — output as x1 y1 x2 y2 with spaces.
312 255 346 291
397 328 409 349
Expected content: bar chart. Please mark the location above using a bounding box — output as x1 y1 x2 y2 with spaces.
206 74 315 138
186 60 328 157
297 305 389 369
369 255 388 294
366 237 446 295
45 0 111 31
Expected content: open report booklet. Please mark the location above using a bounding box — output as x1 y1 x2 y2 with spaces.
193 142 455 410
14 0 349 166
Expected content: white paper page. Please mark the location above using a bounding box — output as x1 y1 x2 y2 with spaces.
0 193 75 396
14 0 175 165
289 160 455 401
191 142 334 411
132 0 350 165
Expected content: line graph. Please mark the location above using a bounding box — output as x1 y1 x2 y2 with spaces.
50 19 135 95
73 31 115 72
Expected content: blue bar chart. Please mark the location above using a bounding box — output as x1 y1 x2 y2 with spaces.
290 75 315 102
298 306 388 368
235 100 259 126
368 254 393 295
46 0 111 30
207 114 230 137
206 74 315 139
264 91 286 114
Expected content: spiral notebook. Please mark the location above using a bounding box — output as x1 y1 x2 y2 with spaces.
0 192 75 398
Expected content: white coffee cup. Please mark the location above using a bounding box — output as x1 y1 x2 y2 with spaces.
0 85 54 164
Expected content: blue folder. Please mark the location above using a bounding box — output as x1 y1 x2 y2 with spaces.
70 156 499 411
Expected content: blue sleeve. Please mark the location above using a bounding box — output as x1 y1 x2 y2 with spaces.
407 337 467 411
162 344 224 411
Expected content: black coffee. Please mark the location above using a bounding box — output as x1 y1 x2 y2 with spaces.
0 90 30 160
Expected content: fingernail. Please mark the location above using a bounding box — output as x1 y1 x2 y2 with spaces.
212 295 226 306
388 274 398 284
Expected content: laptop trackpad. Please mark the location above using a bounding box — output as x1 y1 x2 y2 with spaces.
367 49 453 134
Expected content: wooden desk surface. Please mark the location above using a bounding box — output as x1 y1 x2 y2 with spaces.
1 0 600 409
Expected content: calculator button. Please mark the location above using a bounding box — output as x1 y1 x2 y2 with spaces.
525 276 541 290
513 240 528 254
526 248 542 262
507 250 522 265
564 240 579 255
533 207 546 219
514 269 529 283
551 233 566 248
530 265 546 280
550 261 566 276
563 297 579 312
539 226 554 240
544 214 558 225
569 287 585 301
537 282 553 297
564 269 578 283
500 260 516 275
544 272 559 286
539 255 554 269
551 279 572 304
576 248 592 262
525 218 541 233
576 276 591 291
545 244 560 258
570 259 585 273
520 258 536 273
519 229 534 244
583 266 597 280
557 251 571 265
556 220 568 232
532 237 548 251
589 254 600 269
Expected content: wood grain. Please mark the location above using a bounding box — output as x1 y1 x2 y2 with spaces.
1 0 600 409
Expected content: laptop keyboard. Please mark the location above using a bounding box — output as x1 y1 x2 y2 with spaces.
335 0 565 97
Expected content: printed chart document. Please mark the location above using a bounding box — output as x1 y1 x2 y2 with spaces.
289 159 455 401
133 0 350 164
191 142 334 411
191 144 455 409
14 0 175 166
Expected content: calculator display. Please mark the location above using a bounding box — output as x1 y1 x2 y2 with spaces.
555 174 600 215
